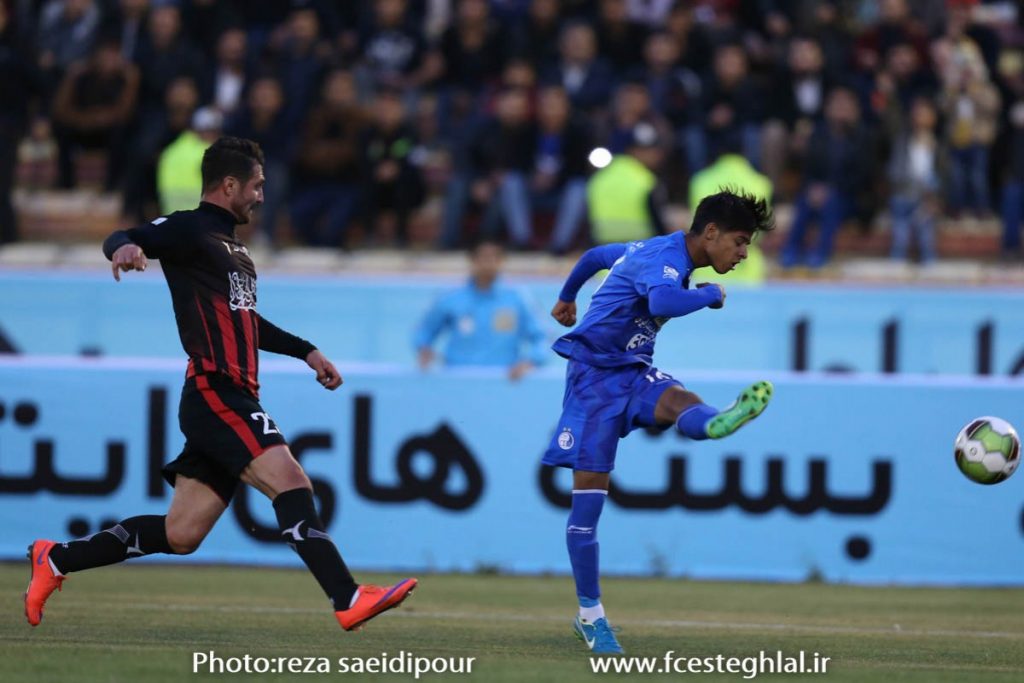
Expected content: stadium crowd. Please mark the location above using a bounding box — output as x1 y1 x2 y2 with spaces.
2 0 1024 266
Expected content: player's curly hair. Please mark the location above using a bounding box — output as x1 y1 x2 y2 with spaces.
201 136 265 193
690 188 775 236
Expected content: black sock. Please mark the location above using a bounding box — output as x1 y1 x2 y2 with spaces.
48 515 173 574
273 487 358 610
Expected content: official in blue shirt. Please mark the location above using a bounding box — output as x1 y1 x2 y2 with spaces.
413 241 547 380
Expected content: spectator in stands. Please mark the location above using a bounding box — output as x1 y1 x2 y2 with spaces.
409 93 452 198
52 38 139 191
36 0 102 94
603 79 672 155
122 75 199 222
134 4 205 120
763 36 831 196
435 0 509 95
594 0 648 79
225 76 291 246
687 42 764 174
524 85 593 254
887 97 943 264
999 98 1024 260
355 0 434 95
542 22 614 114
853 0 929 87
781 86 873 269
587 122 668 245
465 86 537 248
181 0 238 61
875 41 939 113
663 0 712 75
413 240 547 381
290 69 364 248
273 7 332 131
206 27 248 118
103 0 149 64
157 106 221 214
640 29 700 167
1 1 40 244
511 0 562 72
360 88 425 247
936 36 1000 218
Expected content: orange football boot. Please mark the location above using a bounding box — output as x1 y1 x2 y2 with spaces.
335 578 417 631
25 540 65 627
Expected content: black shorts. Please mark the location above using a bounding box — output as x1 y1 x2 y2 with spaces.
162 374 287 504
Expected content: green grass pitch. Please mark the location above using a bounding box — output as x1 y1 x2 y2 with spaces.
3 563 1024 682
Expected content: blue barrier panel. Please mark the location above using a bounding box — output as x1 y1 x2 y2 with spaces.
1 357 1022 584
2 271 1024 374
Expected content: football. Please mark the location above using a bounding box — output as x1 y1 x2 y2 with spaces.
954 416 1021 485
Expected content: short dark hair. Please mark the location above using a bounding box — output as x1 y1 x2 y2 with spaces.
469 237 504 256
200 136 264 193
690 188 775 236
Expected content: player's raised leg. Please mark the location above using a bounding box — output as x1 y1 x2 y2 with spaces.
657 382 773 440
25 475 226 626
240 446 417 631
567 469 623 655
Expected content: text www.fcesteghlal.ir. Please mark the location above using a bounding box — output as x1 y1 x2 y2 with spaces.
590 650 831 678
192 651 476 678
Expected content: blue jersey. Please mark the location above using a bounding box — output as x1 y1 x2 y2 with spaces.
553 232 695 367
413 278 547 367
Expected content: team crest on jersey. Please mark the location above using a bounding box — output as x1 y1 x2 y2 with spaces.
557 428 575 450
626 333 652 350
228 271 257 311
492 307 517 332
662 265 679 280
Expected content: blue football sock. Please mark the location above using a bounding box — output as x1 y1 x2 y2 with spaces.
567 489 606 602
676 403 718 440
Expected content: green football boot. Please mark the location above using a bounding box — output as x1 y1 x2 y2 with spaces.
705 380 774 439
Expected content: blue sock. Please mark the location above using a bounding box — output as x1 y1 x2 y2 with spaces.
567 490 606 602
676 403 718 440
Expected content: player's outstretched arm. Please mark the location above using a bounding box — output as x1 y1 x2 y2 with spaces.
305 349 343 390
648 282 724 318
257 315 340 388
551 300 577 327
102 214 195 280
108 244 147 281
553 244 628 325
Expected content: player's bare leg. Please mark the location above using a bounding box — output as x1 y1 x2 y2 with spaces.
26 475 225 626
656 383 773 440
241 446 416 631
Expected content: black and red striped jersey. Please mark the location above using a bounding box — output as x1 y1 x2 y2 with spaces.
103 202 315 397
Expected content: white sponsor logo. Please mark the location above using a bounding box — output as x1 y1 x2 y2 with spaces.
223 241 250 256
663 265 679 280
558 429 575 450
151 216 167 225
567 525 594 534
626 333 651 350
228 271 257 311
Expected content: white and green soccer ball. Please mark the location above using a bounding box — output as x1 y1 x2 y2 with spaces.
954 416 1021 485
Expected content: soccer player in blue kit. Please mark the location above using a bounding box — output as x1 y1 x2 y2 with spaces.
544 190 775 654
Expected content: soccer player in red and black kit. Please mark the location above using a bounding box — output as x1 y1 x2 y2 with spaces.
24 137 416 631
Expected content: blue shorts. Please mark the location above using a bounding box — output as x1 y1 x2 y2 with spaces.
542 360 683 473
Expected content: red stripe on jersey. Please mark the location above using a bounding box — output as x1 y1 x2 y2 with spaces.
212 296 242 385
186 358 195 378
194 292 217 364
240 309 258 395
195 375 264 457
